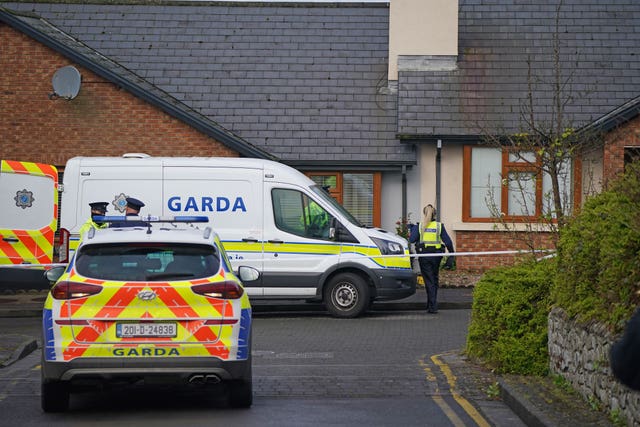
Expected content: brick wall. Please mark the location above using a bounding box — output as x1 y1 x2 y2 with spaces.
455 230 556 272
603 114 640 186
0 25 238 168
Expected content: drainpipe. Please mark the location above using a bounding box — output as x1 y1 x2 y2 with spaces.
436 139 442 221
401 165 407 222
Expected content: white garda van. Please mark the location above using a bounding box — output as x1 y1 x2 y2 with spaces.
60 155 416 317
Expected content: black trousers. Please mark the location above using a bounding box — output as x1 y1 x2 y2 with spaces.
418 254 442 312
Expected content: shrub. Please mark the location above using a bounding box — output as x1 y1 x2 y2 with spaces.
466 163 640 374
553 163 640 331
395 214 412 239
466 258 554 375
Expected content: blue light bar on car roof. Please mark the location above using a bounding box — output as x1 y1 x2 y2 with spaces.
94 215 209 223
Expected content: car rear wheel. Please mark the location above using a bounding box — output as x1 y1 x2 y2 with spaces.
228 380 252 408
41 380 70 412
324 272 369 318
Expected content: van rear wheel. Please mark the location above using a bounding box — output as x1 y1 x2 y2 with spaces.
324 273 369 318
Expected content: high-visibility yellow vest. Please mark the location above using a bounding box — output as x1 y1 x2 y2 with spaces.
79 219 108 239
420 221 442 249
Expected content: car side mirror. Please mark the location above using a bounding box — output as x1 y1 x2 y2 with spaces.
237 266 260 282
44 266 66 283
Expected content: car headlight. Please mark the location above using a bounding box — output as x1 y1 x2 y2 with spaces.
371 237 405 255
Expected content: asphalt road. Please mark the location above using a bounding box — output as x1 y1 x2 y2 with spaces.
0 309 524 426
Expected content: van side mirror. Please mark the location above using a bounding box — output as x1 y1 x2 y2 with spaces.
329 218 359 243
44 266 66 283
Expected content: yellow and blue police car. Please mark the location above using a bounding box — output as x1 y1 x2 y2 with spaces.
41 216 257 412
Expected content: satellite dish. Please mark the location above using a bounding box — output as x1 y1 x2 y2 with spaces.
51 66 81 100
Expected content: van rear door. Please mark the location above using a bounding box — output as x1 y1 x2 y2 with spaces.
0 160 58 266
0 160 58 291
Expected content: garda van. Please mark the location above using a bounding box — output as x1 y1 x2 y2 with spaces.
60 155 415 317
0 160 58 290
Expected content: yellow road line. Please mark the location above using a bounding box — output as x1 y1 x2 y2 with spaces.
432 353 491 427
418 357 438 384
432 394 467 427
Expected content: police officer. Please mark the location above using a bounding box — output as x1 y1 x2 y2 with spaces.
302 199 330 238
610 308 640 391
79 202 109 238
409 204 455 314
110 197 146 227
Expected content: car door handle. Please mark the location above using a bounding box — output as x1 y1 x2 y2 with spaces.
267 239 284 244
2 237 19 243
241 238 259 243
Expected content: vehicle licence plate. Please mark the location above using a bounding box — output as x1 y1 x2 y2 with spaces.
116 322 177 338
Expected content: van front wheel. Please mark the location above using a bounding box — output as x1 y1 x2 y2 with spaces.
324 273 369 318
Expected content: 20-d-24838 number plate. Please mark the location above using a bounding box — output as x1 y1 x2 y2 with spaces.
116 323 177 338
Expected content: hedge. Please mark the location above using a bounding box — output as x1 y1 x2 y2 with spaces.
466 259 553 375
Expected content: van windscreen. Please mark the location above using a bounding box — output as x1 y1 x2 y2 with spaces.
310 185 362 227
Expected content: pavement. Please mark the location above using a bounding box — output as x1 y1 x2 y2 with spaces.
0 286 614 426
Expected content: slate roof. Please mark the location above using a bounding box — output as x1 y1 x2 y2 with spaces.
0 5 274 159
3 1 414 168
397 0 640 142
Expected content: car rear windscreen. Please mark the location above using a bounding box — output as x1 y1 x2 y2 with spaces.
74 243 220 281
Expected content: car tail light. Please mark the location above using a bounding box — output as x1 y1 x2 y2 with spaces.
191 281 244 299
58 228 70 263
51 281 103 300
55 319 89 326
204 319 239 325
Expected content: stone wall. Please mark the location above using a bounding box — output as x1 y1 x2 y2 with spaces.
548 307 640 426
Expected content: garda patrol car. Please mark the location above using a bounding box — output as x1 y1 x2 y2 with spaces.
41 216 257 412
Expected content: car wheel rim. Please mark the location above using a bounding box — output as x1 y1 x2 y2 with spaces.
333 282 357 310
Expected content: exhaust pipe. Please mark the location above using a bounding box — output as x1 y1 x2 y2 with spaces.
205 374 221 384
188 374 221 385
188 374 205 385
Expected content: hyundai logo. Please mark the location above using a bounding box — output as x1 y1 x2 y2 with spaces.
137 290 157 301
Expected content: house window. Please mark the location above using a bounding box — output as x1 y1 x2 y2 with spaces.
306 172 381 227
463 146 578 221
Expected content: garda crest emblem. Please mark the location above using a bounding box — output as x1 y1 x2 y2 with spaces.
112 193 128 213
14 189 34 209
